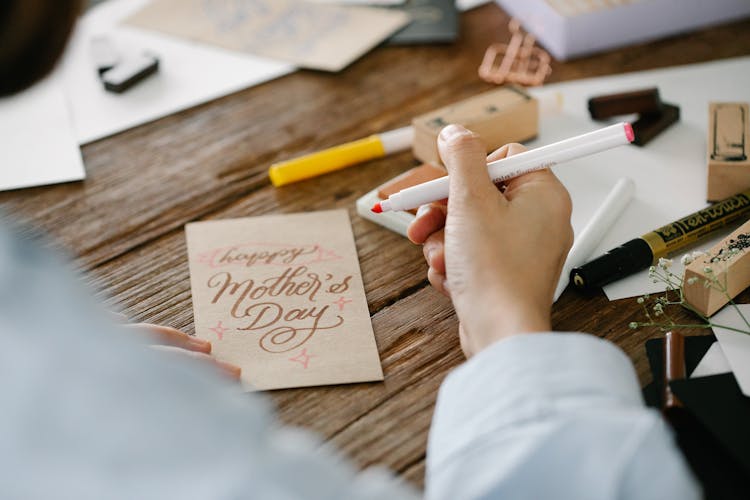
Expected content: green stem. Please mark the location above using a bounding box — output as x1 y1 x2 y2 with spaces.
728 300 750 331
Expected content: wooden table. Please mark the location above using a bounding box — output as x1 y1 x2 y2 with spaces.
3 2 750 490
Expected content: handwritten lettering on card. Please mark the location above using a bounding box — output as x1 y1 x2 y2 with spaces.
186 210 383 390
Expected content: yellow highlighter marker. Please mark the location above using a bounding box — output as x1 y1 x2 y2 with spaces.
268 126 414 187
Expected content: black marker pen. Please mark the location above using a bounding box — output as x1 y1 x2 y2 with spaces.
571 189 750 291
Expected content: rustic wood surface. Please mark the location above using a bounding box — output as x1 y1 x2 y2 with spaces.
2 2 750 490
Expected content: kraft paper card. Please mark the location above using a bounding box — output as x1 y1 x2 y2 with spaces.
185 210 383 390
126 0 409 72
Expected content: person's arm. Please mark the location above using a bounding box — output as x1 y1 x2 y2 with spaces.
0 218 418 499
408 125 700 500
427 333 700 500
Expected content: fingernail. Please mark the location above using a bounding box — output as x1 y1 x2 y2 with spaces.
218 361 242 380
415 204 431 219
439 124 470 142
188 337 211 352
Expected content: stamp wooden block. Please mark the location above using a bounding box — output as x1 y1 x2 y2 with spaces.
631 103 680 147
588 87 662 120
707 102 750 202
683 219 750 317
411 86 538 165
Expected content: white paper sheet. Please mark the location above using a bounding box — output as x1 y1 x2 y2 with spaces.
62 0 294 145
526 57 750 301
711 305 750 396
690 341 731 379
313 0 490 8
307 0 406 4
0 77 85 192
458 0 491 10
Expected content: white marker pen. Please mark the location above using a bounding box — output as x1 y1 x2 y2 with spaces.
554 177 635 302
372 122 634 213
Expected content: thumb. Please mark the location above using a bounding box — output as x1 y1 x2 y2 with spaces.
437 125 499 207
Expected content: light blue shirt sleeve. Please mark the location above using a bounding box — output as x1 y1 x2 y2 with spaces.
426 333 702 500
0 220 418 499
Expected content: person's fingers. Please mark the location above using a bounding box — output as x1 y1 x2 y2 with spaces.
150 345 242 381
486 143 513 163
125 323 212 354
438 125 501 209
214 360 242 381
503 167 563 200
407 203 447 244
486 143 525 193
427 267 450 297
422 229 446 274
491 143 567 204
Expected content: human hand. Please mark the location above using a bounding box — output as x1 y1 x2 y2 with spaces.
123 322 242 381
407 125 573 357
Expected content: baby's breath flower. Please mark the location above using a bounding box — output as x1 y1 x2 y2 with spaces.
628 249 750 338
658 257 673 269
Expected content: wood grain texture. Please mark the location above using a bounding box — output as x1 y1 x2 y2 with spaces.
2 2 750 491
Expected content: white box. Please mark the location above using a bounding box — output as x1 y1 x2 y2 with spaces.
496 0 750 61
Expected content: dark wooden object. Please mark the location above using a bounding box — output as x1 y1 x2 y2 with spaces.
2 3 750 490
588 87 662 120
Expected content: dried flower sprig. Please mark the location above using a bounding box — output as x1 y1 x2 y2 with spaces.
628 250 750 336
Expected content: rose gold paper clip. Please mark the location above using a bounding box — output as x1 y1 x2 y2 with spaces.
479 19 552 87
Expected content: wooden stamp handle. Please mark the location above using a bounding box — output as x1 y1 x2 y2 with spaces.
663 331 686 410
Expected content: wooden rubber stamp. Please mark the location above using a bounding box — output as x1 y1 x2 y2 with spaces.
411 86 538 165
631 103 680 147
683 219 750 317
587 87 679 147
663 331 686 410
588 87 662 120
707 102 750 202
101 52 160 94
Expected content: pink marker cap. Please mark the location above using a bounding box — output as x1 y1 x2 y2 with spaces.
624 122 635 143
